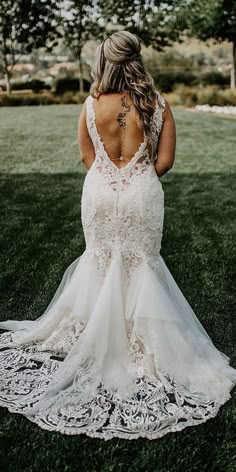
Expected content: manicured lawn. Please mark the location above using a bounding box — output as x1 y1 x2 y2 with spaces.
0 105 235 472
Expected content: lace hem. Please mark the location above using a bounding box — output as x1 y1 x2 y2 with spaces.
23 401 227 441
0 329 233 440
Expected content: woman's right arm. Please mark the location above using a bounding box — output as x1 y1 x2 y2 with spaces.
154 101 176 177
78 100 95 170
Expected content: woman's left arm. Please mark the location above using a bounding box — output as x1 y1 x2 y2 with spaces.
78 100 95 170
154 100 176 177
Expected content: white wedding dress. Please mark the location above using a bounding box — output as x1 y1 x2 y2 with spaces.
0 92 235 440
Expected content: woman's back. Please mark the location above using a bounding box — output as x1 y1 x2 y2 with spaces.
92 92 146 167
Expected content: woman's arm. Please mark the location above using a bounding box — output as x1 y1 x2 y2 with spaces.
154 101 176 177
78 100 95 170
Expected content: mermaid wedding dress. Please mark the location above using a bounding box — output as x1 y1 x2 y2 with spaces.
0 92 235 440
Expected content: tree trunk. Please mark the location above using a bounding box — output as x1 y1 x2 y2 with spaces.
78 58 84 93
230 40 236 89
4 71 11 95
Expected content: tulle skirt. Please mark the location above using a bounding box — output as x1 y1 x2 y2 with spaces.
0 250 235 440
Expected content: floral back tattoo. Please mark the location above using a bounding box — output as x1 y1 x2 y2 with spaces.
115 95 132 161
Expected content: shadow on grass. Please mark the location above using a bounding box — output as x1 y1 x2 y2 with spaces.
0 171 235 472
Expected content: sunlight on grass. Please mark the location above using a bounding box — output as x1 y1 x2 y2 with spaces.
0 105 236 175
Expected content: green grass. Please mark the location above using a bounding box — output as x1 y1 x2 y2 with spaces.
0 105 235 472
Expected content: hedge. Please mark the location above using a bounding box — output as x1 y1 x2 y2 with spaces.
0 92 88 107
53 77 91 95
0 79 51 93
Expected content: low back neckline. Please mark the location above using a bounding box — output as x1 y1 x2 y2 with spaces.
89 95 148 173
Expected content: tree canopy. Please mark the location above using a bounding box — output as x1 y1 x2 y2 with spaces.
172 0 236 88
0 0 60 93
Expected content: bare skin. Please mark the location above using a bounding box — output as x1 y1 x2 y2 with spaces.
78 92 176 177
154 101 176 177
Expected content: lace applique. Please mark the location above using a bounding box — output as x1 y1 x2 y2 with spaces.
82 93 165 280
40 316 86 354
148 91 166 157
0 327 229 440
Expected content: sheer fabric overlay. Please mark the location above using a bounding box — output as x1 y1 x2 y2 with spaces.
0 92 235 440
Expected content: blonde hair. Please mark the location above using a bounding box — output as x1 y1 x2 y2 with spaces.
90 31 157 133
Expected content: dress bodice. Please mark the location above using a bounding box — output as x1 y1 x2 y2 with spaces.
81 91 166 279
85 91 165 177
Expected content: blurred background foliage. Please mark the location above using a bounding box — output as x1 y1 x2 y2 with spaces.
0 0 236 107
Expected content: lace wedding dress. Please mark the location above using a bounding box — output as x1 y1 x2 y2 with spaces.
0 92 235 440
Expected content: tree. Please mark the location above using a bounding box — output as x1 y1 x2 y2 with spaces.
61 1 104 93
0 0 60 94
172 0 236 89
101 0 181 51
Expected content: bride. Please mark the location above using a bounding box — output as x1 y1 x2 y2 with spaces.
0 30 235 440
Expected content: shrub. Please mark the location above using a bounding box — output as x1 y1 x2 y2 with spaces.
172 85 199 107
200 71 230 87
0 93 60 106
198 86 236 106
1 79 51 92
59 91 88 104
1 86 235 108
0 91 88 107
154 70 230 93
155 71 197 93
166 85 236 107
53 77 91 95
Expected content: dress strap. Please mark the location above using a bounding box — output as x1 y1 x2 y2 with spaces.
148 91 166 157
156 90 166 112
85 95 94 135
85 95 100 152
